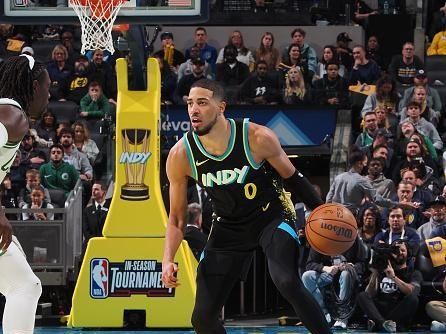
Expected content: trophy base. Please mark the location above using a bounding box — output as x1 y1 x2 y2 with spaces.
120 184 149 201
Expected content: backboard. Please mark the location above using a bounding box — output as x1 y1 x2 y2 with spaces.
0 0 208 24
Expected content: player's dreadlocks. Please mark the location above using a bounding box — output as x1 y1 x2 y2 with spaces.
0 56 46 112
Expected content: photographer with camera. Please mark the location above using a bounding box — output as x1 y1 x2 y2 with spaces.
357 240 423 332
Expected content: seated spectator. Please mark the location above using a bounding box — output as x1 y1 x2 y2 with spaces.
410 131 439 162
254 32 281 71
89 49 117 103
395 120 438 161
184 202 207 261
19 131 47 171
401 169 434 210
399 69 442 114
366 35 385 70
335 32 353 71
60 30 80 66
79 81 111 120
282 67 311 105
154 55 177 105
278 43 310 83
400 85 441 127
72 121 99 165
313 46 346 82
367 157 396 200
58 55 93 104
22 186 54 221
361 75 399 117
281 28 317 80
9 152 26 192
388 42 424 86
302 237 366 329
352 0 378 27
153 31 185 74
46 44 72 100
427 23 446 56
399 101 443 151
59 128 93 182
357 203 384 246
349 45 381 85
56 122 71 141
39 144 79 197
408 158 442 197
312 61 349 108
418 196 446 241
184 27 217 72
1 174 19 220
32 110 57 149
374 106 398 138
426 273 446 332
357 240 422 332
18 168 51 208
177 45 212 82
216 30 255 70
354 111 378 150
216 45 249 104
175 58 208 105
239 60 280 105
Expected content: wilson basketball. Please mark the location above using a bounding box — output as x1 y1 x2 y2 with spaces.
305 203 358 256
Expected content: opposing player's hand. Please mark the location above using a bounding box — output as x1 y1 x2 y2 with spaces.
0 214 12 252
162 261 179 288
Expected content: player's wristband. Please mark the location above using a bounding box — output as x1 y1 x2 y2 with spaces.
284 169 324 210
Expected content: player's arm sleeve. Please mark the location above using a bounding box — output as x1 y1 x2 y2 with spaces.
284 169 323 210
0 121 9 147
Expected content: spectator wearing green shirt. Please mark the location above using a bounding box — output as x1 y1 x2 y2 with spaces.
79 81 111 120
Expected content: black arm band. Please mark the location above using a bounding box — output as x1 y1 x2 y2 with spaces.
284 169 324 210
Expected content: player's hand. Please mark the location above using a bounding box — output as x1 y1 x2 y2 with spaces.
162 261 179 288
0 214 12 252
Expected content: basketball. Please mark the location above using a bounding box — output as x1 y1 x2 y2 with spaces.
305 203 358 256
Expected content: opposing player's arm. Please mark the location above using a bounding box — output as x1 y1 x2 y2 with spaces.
249 123 323 210
162 139 191 288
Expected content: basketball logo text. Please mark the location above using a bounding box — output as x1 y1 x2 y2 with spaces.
320 222 353 239
201 165 250 187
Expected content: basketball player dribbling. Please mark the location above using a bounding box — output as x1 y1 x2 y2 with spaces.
0 55 51 334
162 79 332 334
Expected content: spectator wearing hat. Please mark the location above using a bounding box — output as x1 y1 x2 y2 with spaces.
177 44 213 82
336 32 354 71
58 54 93 104
185 27 217 72
154 31 185 73
174 57 208 105
19 131 47 171
417 196 446 240
398 69 443 114
282 28 317 80
21 46 34 56
388 42 424 86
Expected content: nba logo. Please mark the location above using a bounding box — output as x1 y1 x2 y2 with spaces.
90 258 109 298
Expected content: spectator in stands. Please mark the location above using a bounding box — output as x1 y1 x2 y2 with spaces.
400 85 441 127
389 180 425 229
361 75 399 117
352 0 378 26
409 158 442 197
349 45 381 85
400 101 443 151
302 237 366 329
418 196 446 241
175 57 208 105
0 174 19 220
177 45 212 82
282 67 311 105
399 69 442 114
312 61 349 108
374 106 398 138
216 45 250 104
9 151 26 192
427 22 446 56
60 30 80 66
58 55 92 104
429 3 446 41
401 169 434 210
19 131 47 171
278 44 310 83
282 28 317 80
79 81 111 120
255 32 281 71
335 32 354 71
395 120 438 161
59 128 93 182
21 46 34 57
313 45 346 82
216 30 255 70
82 181 111 247
153 31 185 73
357 203 384 246
388 42 424 86
89 49 117 103
22 186 54 221
18 169 51 209
410 131 439 162
184 202 207 261
185 27 217 72
154 55 177 105
46 44 72 100
367 157 396 200
39 144 79 197
239 60 280 105
56 122 71 141
187 179 212 235
33 110 57 148
72 121 99 165
357 239 422 332
355 111 378 150
426 274 446 332
366 35 385 70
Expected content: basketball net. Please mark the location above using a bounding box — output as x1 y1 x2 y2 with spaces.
70 0 126 55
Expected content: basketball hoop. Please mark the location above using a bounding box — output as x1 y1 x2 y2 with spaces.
69 0 126 55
